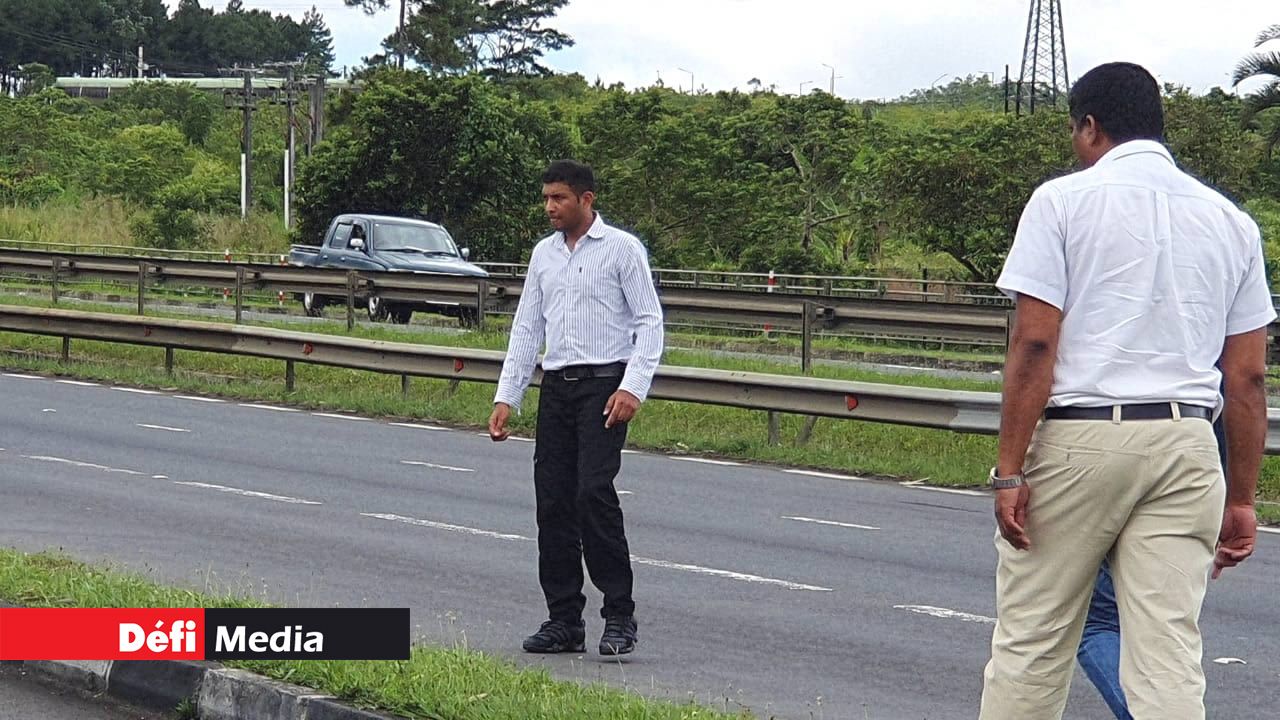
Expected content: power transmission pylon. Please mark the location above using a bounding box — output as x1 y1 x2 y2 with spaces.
1016 0 1069 115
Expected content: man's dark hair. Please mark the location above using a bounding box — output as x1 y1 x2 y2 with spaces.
1068 62 1164 143
542 160 596 196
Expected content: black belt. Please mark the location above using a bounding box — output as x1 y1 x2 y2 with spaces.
1043 403 1212 422
543 362 627 381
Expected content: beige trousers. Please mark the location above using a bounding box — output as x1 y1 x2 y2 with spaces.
978 416 1225 720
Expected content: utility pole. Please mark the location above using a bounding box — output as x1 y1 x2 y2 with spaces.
1017 0 1070 114
282 67 299 229
136 45 147 78
397 0 407 69
224 69 258 219
308 75 326 153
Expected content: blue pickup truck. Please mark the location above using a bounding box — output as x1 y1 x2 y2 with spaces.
288 213 489 324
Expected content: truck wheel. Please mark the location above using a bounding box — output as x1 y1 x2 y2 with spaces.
390 307 413 324
303 293 325 317
367 295 390 322
457 307 480 328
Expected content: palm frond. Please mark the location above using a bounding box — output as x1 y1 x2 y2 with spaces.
1241 80 1280 126
1257 24 1280 47
1232 51 1280 86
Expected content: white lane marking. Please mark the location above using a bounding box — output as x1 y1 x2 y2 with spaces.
618 490 634 496
41 408 56 413
400 460 475 473
783 515 880 531
1258 527 1280 535
173 481 321 505
137 424 190 433
785 469 867 481
508 436 535 443
391 422 448 431
630 556 832 592
621 449 641 455
239 403 300 413
4 373 42 379
902 483 987 497
313 413 369 421
1212 657 1247 665
112 387 160 395
673 457 741 467
56 380 100 387
22 455 145 476
152 475 168 479
365 512 828 591
175 395 224 403
894 604 996 624
362 513 531 541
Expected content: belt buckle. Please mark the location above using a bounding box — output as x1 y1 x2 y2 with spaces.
562 368 582 382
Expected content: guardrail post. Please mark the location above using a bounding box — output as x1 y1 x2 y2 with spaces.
401 374 410 398
767 411 781 446
165 347 174 375
821 279 832 297
285 360 296 392
61 337 70 363
51 257 61 305
1004 308 1016 353
234 266 245 324
346 271 356 331
137 261 146 315
475 279 488 328
801 301 814 374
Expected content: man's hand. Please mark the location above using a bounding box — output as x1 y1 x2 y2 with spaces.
1213 503 1257 579
489 402 512 441
603 390 641 429
994 484 1032 550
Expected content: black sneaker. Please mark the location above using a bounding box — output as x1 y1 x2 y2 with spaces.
522 619 585 653
599 616 637 656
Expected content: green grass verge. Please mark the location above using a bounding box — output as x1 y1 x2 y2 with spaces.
0 549 739 720
0 293 1276 515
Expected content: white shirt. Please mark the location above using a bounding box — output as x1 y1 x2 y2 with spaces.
494 213 664 411
997 140 1275 410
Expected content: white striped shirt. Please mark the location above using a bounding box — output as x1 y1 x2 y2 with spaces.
494 213 664 411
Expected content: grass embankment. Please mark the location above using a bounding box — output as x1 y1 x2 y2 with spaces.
0 549 742 720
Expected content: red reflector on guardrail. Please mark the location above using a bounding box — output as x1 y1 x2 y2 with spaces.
846 395 859 411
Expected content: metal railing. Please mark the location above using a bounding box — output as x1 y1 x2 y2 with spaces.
1 304 1278 454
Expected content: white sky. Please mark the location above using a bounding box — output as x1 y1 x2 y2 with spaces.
174 1 1278 98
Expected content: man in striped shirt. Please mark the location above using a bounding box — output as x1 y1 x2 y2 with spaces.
490 160 664 656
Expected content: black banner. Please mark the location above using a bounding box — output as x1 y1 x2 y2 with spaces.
203 608 410 660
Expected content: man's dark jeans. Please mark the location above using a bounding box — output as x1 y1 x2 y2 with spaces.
534 373 634 622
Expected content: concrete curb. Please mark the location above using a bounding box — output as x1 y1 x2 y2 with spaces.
13 658 407 719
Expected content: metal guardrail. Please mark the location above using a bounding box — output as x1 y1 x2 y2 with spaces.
1 304 1278 454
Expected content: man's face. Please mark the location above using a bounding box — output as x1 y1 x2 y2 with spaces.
542 181 591 231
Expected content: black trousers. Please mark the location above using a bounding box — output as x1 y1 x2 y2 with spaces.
534 374 634 622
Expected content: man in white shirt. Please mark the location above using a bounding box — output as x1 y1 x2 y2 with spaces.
979 62 1271 719
490 160 664 657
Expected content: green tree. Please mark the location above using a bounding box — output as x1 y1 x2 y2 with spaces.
1163 85 1263 200
1233 24 1280 156
300 6 336 75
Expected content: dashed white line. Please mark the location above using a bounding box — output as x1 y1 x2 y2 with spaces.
621 449 642 455
172 481 321 505
391 422 448 431
362 513 531 541
630 556 832 592
902 483 987 497
400 460 475 473
783 515 880 531
175 395 224 403
22 455 145 476
239 403 300 413
112 387 160 395
784 469 867 481
312 413 369 421
152 475 168 479
673 457 741 467
894 605 996 624
508 436 535 443
618 490 634 496
4 373 42 379
364 513 829 591
56 380 100 387
1258 527 1280 536
137 424 190 433
41 408 56 413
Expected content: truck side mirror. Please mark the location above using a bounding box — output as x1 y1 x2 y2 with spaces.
460 247 470 260
351 237 365 251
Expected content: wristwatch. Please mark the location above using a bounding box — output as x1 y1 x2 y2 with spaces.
989 466 1026 490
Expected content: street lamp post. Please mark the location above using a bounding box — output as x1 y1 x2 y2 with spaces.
678 67 695 94
799 80 813 95
821 63 840 95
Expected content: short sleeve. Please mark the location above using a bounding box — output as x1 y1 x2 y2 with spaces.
997 184 1068 309
1226 216 1276 336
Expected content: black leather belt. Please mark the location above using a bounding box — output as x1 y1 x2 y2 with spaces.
1043 403 1213 421
543 362 627 381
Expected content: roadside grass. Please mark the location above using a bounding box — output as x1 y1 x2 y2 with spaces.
0 549 744 720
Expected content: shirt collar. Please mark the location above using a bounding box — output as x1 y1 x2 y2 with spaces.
1094 139 1175 167
556 213 607 248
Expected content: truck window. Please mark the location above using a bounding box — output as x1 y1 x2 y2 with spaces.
372 223 457 256
329 223 353 250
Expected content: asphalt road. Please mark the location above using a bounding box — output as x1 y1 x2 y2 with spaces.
0 664 167 720
0 373 1275 719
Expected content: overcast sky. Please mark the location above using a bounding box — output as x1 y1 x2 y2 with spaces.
182 1 1278 98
